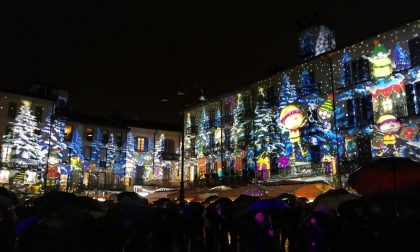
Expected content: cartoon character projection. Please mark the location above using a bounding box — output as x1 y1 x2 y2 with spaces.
317 94 334 131
46 149 60 179
364 40 393 80
365 40 407 120
375 114 401 156
279 104 308 158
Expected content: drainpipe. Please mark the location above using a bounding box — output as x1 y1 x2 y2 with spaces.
152 129 157 176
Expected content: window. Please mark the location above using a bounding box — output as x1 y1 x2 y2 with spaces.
267 86 277 107
84 146 91 160
86 128 93 141
99 148 107 167
35 107 43 123
406 82 420 116
409 37 420 66
136 137 148 152
64 124 73 141
102 130 109 144
62 148 70 162
116 131 123 147
344 58 371 86
8 102 17 119
164 139 175 153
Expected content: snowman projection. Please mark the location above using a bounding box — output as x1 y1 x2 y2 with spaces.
279 104 308 159
317 94 334 131
374 114 401 157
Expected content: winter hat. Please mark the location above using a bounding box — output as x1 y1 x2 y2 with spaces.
372 40 389 57
279 104 303 124
376 114 398 126
319 95 333 114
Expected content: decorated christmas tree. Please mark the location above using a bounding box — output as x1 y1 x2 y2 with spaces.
392 43 411 72
3 100 42 168
279 73 298 108
90 128 103 167
231 93 246 150
115 133 137 178
69 128 84 170
39 113 66 165
252 89 277 160
338 53 352 86
106 134 117 169
214 108 222 128
196 108 210 156
299 68 323 107
153 134 165 179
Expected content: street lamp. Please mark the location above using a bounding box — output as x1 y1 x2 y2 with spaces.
161 85 206 205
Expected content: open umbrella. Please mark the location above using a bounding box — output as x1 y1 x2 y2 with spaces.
294 182 331 201
312 188 360 210
348 157 420 196
247 198 289 212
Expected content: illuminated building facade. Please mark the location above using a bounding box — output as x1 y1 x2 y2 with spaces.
183 20 420 187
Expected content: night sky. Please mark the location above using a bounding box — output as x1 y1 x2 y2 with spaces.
2 1 420 127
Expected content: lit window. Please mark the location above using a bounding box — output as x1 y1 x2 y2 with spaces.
381 98 393 112
86 128 93 141
64 124 73 141
136 137 148 152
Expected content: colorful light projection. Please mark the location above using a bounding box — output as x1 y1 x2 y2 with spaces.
279 104 308 158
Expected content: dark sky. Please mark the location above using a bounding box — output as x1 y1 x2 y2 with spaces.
2 1 420 126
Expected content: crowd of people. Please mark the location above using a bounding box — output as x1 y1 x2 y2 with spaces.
0 186 420 252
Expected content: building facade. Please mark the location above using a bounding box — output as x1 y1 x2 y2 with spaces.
0 88 181 193
183 20 420 187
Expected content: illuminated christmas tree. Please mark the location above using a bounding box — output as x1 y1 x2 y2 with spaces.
231 93 246 149
115 132 136 178
39 113 66 166
3 100 42 167
90 128 103 167
153 134 165 179
392 43 411 72
196 108 210 156
279 73 298 108
214 108 222 128
252 89 277 160
299 68 322 107
106 134 117 169
69 128 84 170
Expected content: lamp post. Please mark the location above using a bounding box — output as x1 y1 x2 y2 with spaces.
179 109 185 204
161 85 206 205
44 100 56 193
